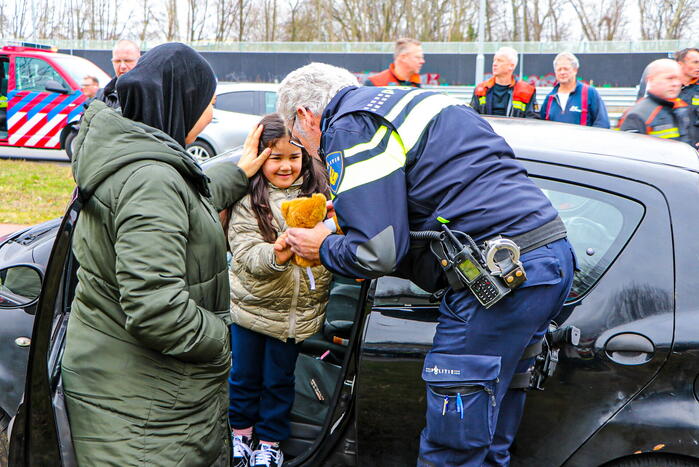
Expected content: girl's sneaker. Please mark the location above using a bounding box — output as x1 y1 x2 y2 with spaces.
250 443 284 467
232 434 254 467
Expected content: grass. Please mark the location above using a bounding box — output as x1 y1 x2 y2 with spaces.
0 160 74 225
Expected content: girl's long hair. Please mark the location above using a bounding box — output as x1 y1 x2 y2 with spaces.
249 113 330 243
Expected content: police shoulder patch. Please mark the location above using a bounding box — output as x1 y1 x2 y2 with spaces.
326 151 345 195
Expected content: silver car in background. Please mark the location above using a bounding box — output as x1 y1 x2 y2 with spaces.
186 82 279 160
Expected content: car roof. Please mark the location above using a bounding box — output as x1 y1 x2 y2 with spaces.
487 117 699 172
216 82 279 94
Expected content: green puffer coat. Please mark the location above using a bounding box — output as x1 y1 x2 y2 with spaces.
61 100 248 466
228 180 331 342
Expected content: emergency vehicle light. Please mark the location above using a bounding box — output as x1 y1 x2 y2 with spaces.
2 42 57 53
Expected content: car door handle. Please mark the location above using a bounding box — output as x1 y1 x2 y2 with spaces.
604 333 654 365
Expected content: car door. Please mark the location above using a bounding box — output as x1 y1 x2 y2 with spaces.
355 161 673 466
7 55 82 149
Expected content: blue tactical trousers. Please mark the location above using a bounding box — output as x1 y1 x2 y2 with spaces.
228 324 301 442
417 239 575 467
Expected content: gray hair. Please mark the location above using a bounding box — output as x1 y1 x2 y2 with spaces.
553 52 579 70
113 39 140 55
277 62 359 125
394 38 421 60
495 47 518 68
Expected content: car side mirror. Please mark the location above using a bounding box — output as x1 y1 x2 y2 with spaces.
44 79 70 94
0 264 43 308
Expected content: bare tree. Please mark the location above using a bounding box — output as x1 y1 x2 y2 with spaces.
638 0 698 39
569 0 627 40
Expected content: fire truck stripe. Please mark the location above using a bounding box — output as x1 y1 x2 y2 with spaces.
26 113 66 146
47 92 82 120
8 93 46 129
45 118 67 149
11 112 48 145
27 93 60 120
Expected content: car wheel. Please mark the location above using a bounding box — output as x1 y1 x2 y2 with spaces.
604 454 699 466
186 139 216 161
64 128 78 161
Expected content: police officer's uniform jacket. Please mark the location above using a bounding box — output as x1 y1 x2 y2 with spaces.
619 92 691 144
540 81 610 128
470 77 538 118
679 77 699 147
364 63 421 87
318 86 558 283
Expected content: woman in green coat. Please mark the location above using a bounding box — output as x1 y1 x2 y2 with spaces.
61 43 270 466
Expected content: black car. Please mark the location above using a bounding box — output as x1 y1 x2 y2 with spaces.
3 118 699 466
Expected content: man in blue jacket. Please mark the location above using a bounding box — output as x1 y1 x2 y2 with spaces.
277 63 575 466
540 52 609 128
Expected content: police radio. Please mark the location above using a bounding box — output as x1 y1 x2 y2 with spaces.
410 225 526 308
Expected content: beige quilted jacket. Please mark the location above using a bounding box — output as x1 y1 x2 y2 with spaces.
228 181 332 342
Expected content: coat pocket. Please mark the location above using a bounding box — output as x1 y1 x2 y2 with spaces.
422 352 500 450
518 245 564 289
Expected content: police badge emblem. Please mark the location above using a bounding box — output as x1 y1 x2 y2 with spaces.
326 151 344 195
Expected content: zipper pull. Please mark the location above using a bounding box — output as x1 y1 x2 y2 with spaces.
442 396 448 415
457 393 464 419
485 386 496 407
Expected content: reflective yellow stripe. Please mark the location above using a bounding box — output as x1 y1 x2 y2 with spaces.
478 96 486 105
649 127 680 138
0 96 6 109
384 90 430 121
692 97 699 106
396 94 461 152
344 125 388 158
338 131 405 194
512 100 526 111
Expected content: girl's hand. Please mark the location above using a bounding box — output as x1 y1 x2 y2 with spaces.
237 124 271 178
274 232 293 264
325 200 335 220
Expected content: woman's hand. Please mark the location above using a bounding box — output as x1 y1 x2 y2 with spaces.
273 232 294 265
237 124 271 178
325 200 335 220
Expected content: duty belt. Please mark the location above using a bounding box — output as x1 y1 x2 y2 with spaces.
492 216 568 255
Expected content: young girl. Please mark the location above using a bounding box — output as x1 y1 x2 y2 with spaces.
227 113 332 467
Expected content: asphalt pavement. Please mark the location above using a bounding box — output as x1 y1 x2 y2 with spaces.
0 146 69 163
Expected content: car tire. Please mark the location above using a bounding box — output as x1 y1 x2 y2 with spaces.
63 128 78 161
186 139 216 161
604 454 699 467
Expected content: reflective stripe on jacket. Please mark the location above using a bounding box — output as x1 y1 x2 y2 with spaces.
619 93 691 144
317 86 558 280
678 78 699 147
470 77 538 118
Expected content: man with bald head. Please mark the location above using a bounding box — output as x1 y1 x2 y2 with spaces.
620 59 693 146
96 39 141 109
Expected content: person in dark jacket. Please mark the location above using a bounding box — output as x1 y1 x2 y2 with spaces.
471 47 538 118
540 52 609 128
676 48 699 147
277 62 574 467
364 38 424 87
620 59 692 145
61 43 270 466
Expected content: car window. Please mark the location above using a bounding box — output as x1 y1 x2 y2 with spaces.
264 92 277 114
537 178 644 300
1 58 8 95
215 91 258 114
50 54 111 88
14 56 70 92
374 178 644 305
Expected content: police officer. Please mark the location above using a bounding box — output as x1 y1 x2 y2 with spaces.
277 63 575 466
676 48 699 148
620 59 692 145
471 47 538 118
540 52 610 128
364 38 424 88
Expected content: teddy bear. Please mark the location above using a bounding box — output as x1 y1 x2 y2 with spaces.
281 193 327 268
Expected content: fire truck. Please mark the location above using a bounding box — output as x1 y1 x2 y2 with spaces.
0 42 110 157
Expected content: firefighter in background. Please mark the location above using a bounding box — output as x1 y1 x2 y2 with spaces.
676 47 699 147
620 59 693 146
540 52 609 128
277 62 574 467
0 59 7 139
96 39 141 109
364 38 424 88
471 47 538 118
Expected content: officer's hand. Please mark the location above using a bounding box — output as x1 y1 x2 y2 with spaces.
286 223 332 262
237 124 271 178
